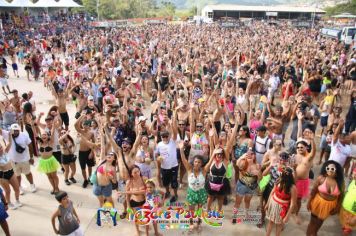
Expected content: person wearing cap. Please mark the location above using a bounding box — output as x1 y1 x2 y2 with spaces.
155 126 179 203
292 131 316 225
137 116 150 136
82 96 99 115
0 124 36 195
49 80 73 131
253 125 271 165
51 191 83 236
105 125 142 218
74 114 95 188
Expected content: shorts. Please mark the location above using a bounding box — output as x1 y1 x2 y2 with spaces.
0 169 14 180
160 166 179 189
12 63 18 71
60 227 84 236
11 161 31 176
130 199 145 208
236 180 257 196
263 183 274 202
320 116 328 127
60 112 70 127
79 150 95 170
296 178 310 199
0 203 8 222
320 134 328 149
53 151 62 164
0 77 8 86
62 154 76 165
93 183 112 197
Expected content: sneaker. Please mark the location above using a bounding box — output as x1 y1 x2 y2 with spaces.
82 180 89 188
19 187 25 195
69 177 77 183
65 179 71 185
169 196 177 203
30 184 37 193
88 178 93 185
8 203 17 210
14 201 22 208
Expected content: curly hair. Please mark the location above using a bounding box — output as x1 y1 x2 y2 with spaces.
320 160 344 192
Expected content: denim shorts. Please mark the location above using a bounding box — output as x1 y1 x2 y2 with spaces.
93 183 112 197
236 180 256 196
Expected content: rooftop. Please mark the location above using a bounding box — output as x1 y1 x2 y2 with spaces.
203 4 326 13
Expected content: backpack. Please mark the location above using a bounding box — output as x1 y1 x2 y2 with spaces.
253 136 271 155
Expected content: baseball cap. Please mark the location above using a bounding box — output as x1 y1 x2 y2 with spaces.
257 125 267 132
10 123 20 131
87 95 94 101
55 191 68 202
122 137 133 145
194 79 201 83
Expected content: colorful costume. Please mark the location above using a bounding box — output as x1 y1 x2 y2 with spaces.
37 156 60 174
339 180 356 232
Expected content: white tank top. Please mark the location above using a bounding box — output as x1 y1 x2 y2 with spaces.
188 171 205 191
350 143 356 157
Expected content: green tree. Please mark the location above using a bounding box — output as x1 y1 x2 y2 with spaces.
81 0 97 16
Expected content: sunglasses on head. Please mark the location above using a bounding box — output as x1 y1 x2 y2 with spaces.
326 167 336 172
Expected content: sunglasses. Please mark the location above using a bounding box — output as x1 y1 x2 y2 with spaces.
161 135 169 138
196 125 203 128
326 167 336 172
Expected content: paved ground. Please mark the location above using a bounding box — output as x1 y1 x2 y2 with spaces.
0 64 345 236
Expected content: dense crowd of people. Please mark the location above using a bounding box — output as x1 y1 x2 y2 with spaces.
0 16 354 236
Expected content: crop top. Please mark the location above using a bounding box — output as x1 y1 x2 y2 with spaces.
39 146 53 152
318 178 340 197
274 185 291 201
97 165 115 176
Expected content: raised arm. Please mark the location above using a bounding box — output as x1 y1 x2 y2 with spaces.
179 142 191 172
225 120 239 156
74 114 86 134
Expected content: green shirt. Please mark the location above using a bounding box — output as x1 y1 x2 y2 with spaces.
342 180 356 214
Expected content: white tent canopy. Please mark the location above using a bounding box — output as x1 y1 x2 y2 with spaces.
33 0 60 8
0 0 11 7
50 0 82 8
9 0 36 7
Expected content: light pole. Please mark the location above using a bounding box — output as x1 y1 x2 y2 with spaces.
97 0 100 21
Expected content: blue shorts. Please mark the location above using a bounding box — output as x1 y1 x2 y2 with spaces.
320 116 328 127
93 183 112 197
320 134 327 149
236 180 256 196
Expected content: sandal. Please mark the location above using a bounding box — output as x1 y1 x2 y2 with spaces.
120 212 127 219
50 191 55 195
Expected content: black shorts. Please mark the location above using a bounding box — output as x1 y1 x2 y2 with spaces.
130 199 145 208
160 166 179 189
0 169 14 180
79 150 95 170
262 184 274 202
53 151 62 164
60 112 69 127
62 154 76 165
